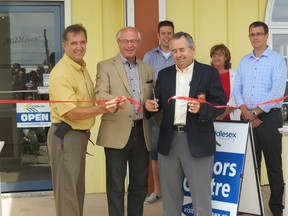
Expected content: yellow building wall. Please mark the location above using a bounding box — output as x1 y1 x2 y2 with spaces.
70 0 124 193
166 0 267 69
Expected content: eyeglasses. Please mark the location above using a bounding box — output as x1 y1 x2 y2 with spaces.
118 39 139 45
248 32 266 38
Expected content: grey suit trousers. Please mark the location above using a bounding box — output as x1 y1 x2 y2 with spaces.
158 131 214 216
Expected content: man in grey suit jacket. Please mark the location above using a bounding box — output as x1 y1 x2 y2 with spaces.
95 27 154 216
145 32 226 216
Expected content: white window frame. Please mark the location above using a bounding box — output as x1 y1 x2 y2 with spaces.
265 0 288 65
265 0 288 27
268 29 288 60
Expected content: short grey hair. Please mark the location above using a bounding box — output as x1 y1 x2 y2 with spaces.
116 27 142 41
170 32 194 48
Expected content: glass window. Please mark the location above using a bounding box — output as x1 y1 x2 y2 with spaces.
0 2 64 192
271 0 288 22
266 0 288 120
266 0 288 74
271 33 288 65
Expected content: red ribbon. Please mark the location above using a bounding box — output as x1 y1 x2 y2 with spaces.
168 95 288 108
127 98 142 112
0 98 142 112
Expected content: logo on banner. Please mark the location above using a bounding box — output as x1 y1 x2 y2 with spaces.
215 129 237 147
215 130 237 141
16 103 51 128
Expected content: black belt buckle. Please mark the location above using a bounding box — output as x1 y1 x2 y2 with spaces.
174 125 186 132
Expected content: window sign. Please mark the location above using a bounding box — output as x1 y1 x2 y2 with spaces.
16 103 51 128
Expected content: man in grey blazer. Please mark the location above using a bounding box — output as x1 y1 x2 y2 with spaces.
145 32 226 216
95 27 154 216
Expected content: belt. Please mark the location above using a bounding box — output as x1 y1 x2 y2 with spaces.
270 108 280 112
265 108 281 115
255 108 280 116
132 119 143 127
173 125 186 132
74 129 90 134
52 123 90 134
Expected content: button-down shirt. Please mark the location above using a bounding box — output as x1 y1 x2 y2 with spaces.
143 46 175 80
234 47 287 112
119 53 143 120
174 62 194 125
49 54 95 130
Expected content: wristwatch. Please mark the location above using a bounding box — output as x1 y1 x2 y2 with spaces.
252 110 258 117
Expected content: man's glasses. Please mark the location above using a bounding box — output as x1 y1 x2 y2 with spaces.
249 32 266 38
118 39 139 45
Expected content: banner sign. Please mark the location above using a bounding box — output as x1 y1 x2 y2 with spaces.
16 103 51 128
182 121 250 216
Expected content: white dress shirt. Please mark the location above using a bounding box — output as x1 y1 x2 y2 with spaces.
174 62 194 125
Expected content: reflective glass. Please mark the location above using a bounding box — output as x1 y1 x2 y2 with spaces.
0 3 63 193
272 0 288 22
272 34 288 64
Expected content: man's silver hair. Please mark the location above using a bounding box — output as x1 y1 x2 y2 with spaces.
116 27 142 41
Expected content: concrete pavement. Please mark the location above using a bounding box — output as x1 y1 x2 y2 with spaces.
0 186 275 216
1 191 163 216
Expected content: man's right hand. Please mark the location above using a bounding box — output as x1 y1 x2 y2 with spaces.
115 96 127 110
105 96 127 113
145 99 159 112
251 117 263 128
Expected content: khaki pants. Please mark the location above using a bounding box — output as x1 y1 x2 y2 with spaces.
47 125 88 216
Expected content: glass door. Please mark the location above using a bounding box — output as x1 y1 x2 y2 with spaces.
0 2 64 192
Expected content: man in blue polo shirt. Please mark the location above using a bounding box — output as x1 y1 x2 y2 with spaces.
143 20 175 204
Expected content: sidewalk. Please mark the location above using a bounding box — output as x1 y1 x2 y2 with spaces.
1 186 274 216
1 191 163 216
